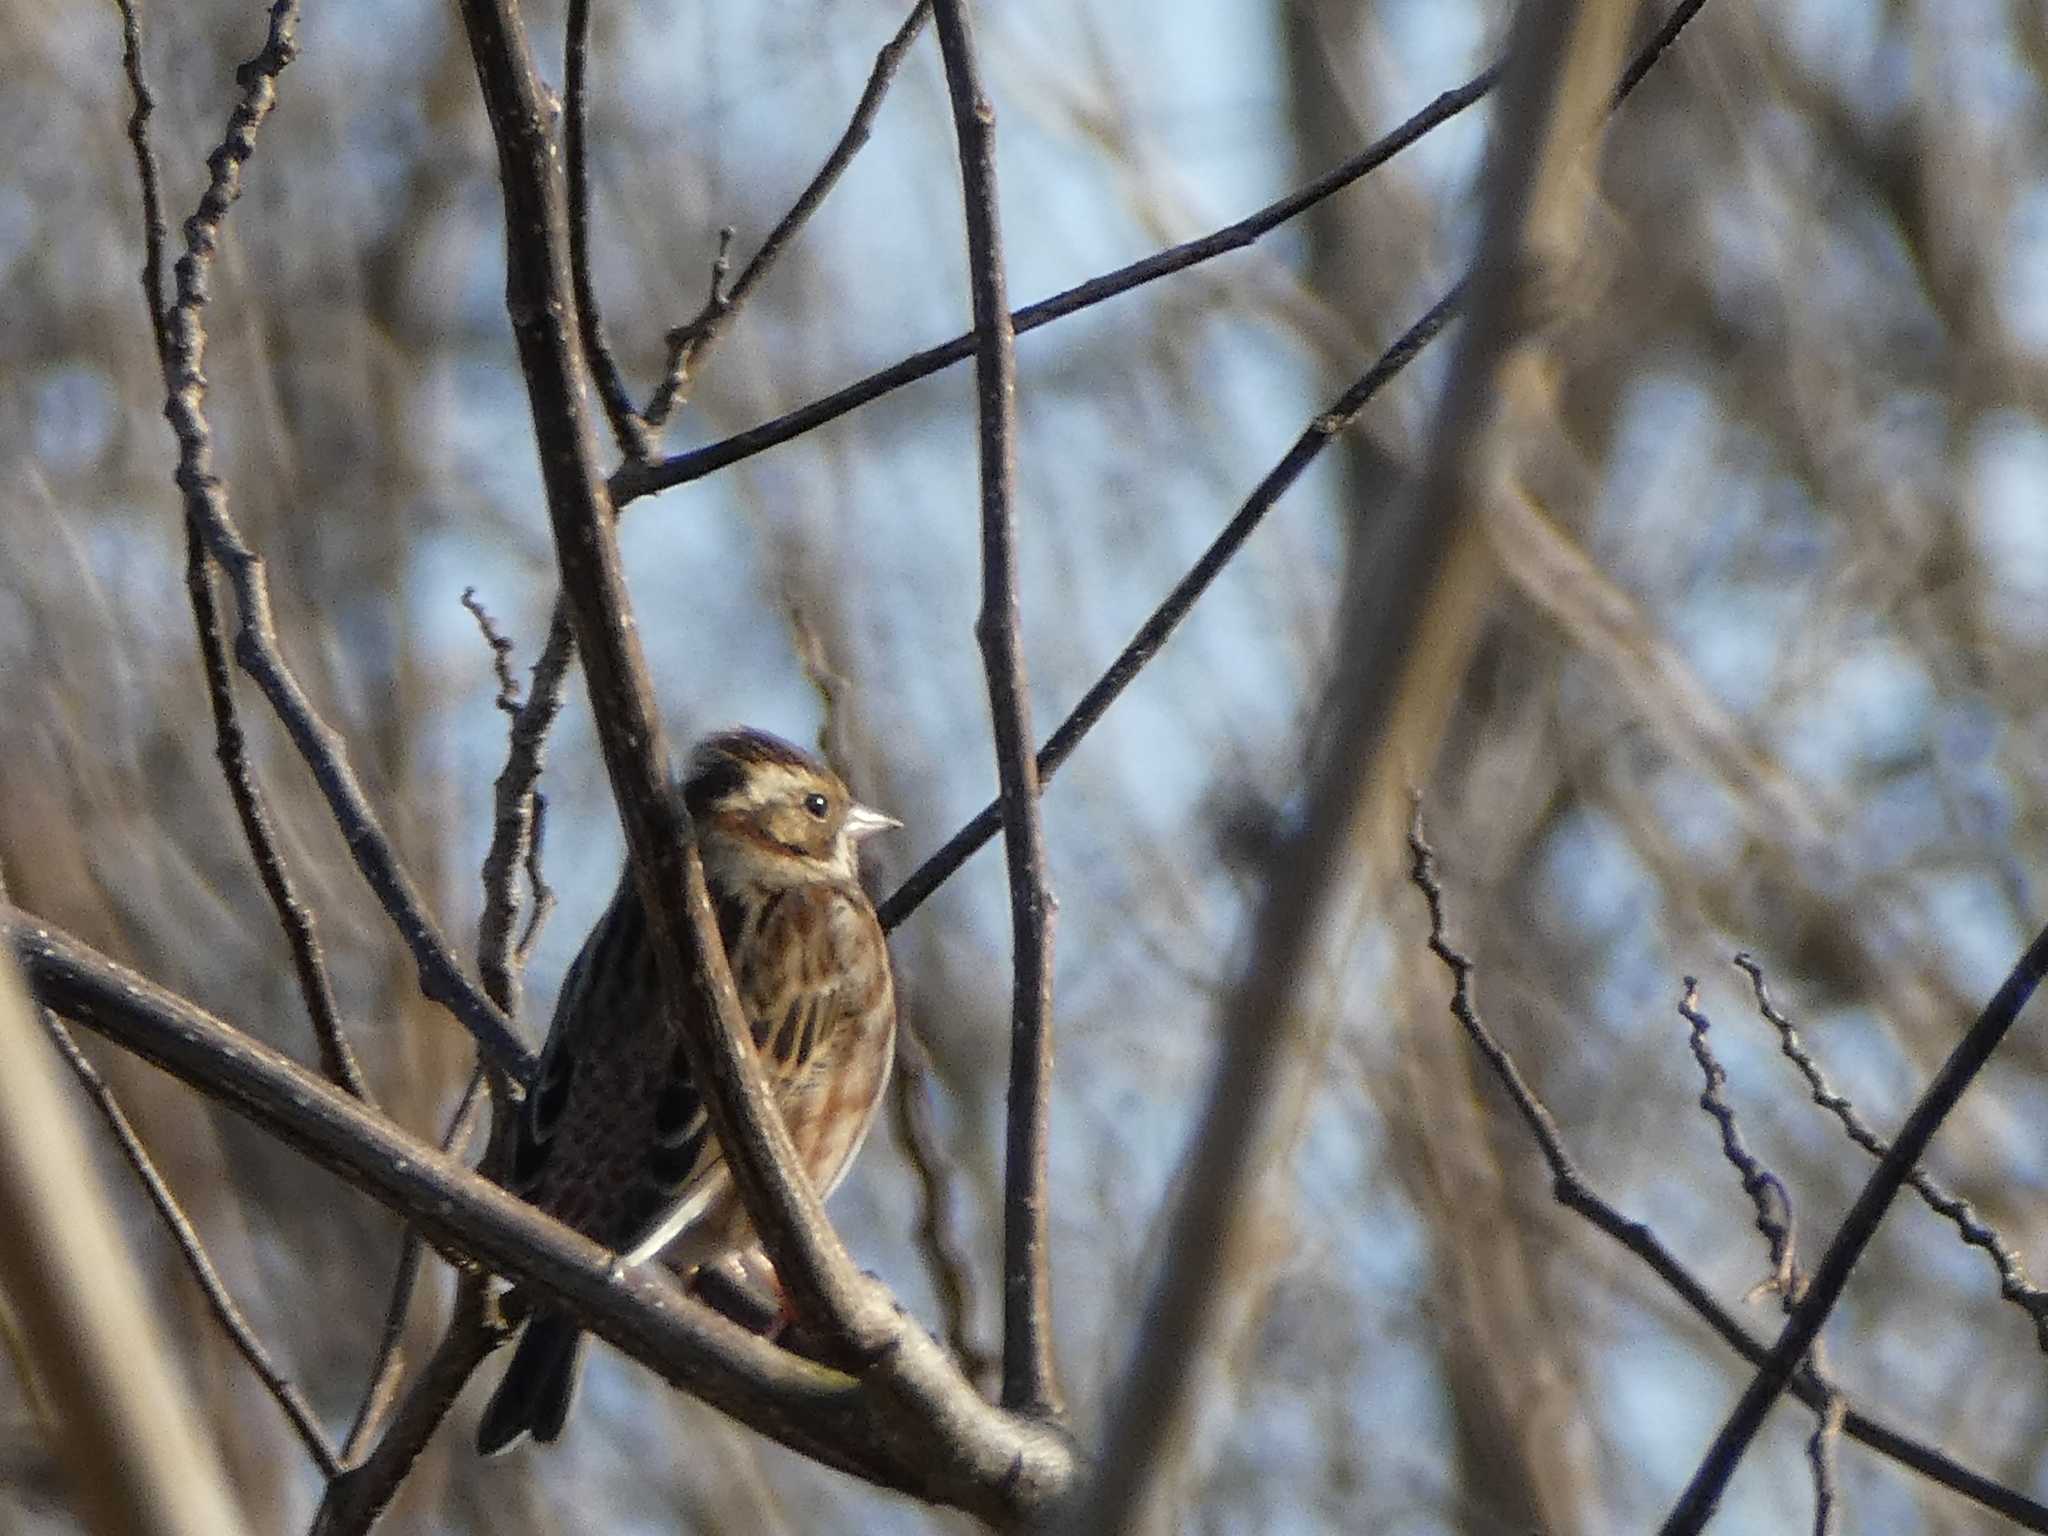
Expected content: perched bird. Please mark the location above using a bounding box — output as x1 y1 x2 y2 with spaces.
476 727 900 1454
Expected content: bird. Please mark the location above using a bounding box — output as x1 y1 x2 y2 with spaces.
476 727 900 1454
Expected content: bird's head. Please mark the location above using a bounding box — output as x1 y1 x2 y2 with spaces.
682 728 899 889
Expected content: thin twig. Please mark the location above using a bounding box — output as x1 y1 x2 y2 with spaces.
642 1 934 431
1734 953 2048 1351
332 590 539 1483
1662 924 2048 1532
890 1022 997 1384
187 533 373 1101
608 0 1705 507
314 1274 505 1536
1676 982 1845 1535
929 0 1060 1421
1677 981 1796 1298
609 63 1496 508
1400 816 2047 1532
117 0 168 363
879 283 1460 932
464 584 555 1016
478 607 573 1023
43 1011 340 1477
563 0 650 461
1809 1392 1848 1536
460 587 520 714
515 789 555 966
152 0 530 1083
117 0 371 1105
336 1063 488 1467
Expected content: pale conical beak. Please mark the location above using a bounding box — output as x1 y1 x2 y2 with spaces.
844 802 902 841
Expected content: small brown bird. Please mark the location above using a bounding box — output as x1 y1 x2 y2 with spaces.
476 728 900 1454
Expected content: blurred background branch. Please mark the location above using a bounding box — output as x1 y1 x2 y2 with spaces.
0 917 251 1536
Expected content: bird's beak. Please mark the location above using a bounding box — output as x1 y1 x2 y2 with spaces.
844 802 902 841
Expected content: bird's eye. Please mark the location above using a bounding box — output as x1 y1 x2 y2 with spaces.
803 792 830 819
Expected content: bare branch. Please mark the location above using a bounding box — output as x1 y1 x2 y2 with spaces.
879 284 1459 932
150 0 530 1082
929 0 1061 1421
879 0 1717 933
1662 929 2048 1531
336 1063 488 1467
1676 982 1846 1534
478 607 573 1022
1735 953 2048 1351
314 1276 505 1536
642 2 934 431
9 910 1077 1522
563 0 651 461
610 63 1496 509
117 0 371 1105
116 0 167 363
514 788 556 966
43 1012 339 1477
609 0 1708 506
1677 981 1797 1299
1401 817 2048 1533
187 534 372 1101
459 587 521 716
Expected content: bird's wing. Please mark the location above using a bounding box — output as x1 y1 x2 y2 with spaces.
620 884 880 1261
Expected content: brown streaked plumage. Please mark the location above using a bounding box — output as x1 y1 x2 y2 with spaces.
476 728 899 1454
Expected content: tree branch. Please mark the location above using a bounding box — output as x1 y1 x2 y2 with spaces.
562 0 651 461
878 284 1460 932
1661 920 2048 1534
643 1 935 431
1736 953 2048 1352
150 0 530 1082
312 1274 503 1536
1402 816 2048 1533
8 910 1076 1524
878 0 1712 932
335 1063 487 1468
607 60 1500 509
929 0 1061 1421
43 1013 340 1478
115 0 371 1105
451 0 1074 1517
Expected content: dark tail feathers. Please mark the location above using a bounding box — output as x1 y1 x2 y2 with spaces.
476 1311 585 1455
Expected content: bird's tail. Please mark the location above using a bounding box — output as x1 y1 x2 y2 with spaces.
476 1310 585 1455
